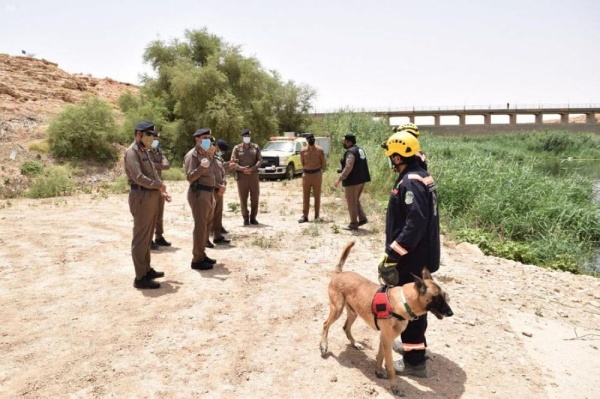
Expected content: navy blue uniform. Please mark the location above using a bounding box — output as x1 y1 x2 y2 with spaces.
385 161 440 365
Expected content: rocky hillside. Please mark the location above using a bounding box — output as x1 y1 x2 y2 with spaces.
0 53 138 197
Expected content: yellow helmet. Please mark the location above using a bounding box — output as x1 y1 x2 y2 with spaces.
398 122 420 138
384 131 420 157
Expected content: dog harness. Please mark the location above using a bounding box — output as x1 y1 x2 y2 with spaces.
371 285 406 330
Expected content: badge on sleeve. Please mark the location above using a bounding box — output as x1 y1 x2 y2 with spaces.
405 191 414 205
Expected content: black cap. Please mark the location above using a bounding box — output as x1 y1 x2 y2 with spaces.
344 133 356 143
193 128 211 138
240 128 251 136
216 139 229 152
305 133 315 139
134 121 157 133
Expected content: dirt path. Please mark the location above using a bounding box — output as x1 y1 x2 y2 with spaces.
1 179 599 398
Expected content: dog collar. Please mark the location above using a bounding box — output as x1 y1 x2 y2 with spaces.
400 289 419 321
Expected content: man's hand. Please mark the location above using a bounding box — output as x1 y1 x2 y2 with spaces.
159 183 167 193
333 178 341 188
242 166 252 174
217 186 226 196
162 192 172 202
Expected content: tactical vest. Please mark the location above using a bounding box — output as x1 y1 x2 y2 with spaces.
341 145 371 187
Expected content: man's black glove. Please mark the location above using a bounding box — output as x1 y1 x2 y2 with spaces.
377 250 400 286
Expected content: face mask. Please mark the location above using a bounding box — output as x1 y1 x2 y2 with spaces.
243 136 251 144
387 157 393 169
140 134 154 148
216 151 222 157
151 140 159 149
308 139 315 146
201 138 212 150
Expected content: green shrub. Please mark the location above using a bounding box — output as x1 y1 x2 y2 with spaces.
28 166 75 198
27 139 50 153
47 96 118 165
20 161 43 176
161 166 186 181
109 175 130 194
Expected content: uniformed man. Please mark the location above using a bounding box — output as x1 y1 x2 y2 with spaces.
148 131 172 249
209 139 232 244
298 133 327 223
231 129 262 225
184 128 220 270
378 131 441 378
333 133 371 230
124 121 167 289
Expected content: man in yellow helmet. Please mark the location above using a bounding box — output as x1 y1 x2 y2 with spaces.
378 131 441 378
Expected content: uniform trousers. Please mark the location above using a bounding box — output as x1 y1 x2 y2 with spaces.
187 189 215 262
344 183 366 228
208 193 224 241
154 194 165 238
129 189 160 279
398 272 428 365
302 171 322 218
236 173 260 220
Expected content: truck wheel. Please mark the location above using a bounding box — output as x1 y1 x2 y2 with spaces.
285 164 295 180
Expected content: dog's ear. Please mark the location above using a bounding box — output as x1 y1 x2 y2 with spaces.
422 268 432 281
412 273 427 295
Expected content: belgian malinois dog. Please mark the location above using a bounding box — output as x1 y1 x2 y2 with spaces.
320 241 453 396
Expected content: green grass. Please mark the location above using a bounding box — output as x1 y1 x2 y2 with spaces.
315 114 600 274
28 166 76 198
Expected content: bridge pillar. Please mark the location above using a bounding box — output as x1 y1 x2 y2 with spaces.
586 113 597 124
561 113 569 123
409 116 415 123
458 114 466 126
484 113 491 125
535 113 543 124
434 115 440 126
509 113 517 125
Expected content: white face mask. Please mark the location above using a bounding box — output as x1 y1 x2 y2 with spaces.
243 136 251 144
216 151 222 157
151 140 159 149
387 157 393 169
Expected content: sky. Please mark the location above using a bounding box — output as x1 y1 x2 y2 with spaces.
1 0 599 112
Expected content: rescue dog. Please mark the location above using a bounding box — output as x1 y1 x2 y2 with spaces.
319 241 453 396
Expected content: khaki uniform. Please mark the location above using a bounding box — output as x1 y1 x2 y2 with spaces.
148 148 170 238
124 141 163 279
184 147 218 263
208 157 227 241
231 142 262 222
340 152 367 228
300 145 327 219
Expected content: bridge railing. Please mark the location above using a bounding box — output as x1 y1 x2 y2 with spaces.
311 103 600 114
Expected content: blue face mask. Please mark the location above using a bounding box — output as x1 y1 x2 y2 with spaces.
201 139 212 150
216 151 222 157
151 140 159 149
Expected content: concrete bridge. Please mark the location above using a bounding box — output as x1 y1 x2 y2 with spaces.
311 104 600 135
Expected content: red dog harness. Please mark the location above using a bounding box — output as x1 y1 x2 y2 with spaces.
371 285 406 330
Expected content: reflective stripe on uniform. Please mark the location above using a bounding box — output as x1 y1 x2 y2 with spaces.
406 173 434 186
390 241 408 256
402 342 426 352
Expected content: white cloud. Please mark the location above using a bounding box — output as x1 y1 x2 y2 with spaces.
4 4 17 13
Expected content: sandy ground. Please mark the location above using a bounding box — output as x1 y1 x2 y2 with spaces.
1 179 599 398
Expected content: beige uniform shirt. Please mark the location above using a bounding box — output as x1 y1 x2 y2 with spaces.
124 141 163 189
215 157 227 187
184 147 217 188
232 143 262 173
300 145 327 171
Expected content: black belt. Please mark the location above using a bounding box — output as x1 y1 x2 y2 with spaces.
304 168 321 174
190 183 216 193
130 184 152 191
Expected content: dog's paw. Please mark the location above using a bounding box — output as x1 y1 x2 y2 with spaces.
352 342 364 350
375 368 387 379
319 345 328 358
391 385 405 397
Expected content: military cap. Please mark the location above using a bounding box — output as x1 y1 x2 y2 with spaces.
134 121 157 133
216 139 229 152
193 128 211 137
344 133 356 143
240 128 251 136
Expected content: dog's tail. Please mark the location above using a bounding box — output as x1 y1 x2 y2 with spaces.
335 241 355 273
